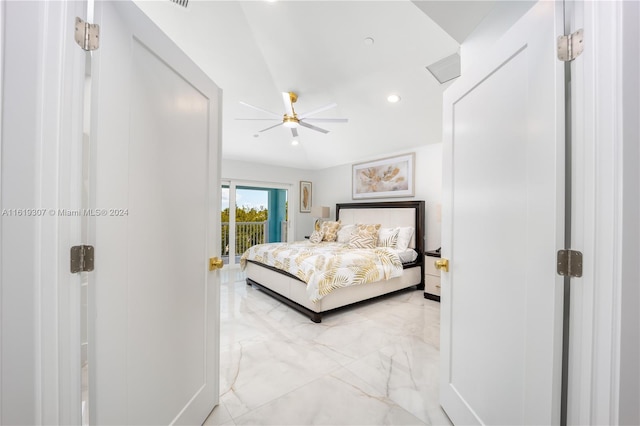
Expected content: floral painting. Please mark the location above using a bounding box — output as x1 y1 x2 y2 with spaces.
352 153 415 199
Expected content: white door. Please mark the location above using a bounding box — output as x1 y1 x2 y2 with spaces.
440 1 565 424
87 1 221 424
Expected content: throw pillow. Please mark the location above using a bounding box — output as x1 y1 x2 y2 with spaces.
309 230 324 244
321 220 341 242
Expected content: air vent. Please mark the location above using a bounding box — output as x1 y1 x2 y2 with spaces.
426 53 461 84
170 0 189 8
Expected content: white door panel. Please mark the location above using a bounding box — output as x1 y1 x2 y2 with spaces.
441 1 564 424
89 1 221 424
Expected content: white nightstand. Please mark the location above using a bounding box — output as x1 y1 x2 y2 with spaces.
424 251 441 302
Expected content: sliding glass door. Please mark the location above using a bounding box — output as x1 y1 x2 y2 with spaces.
221 181 290 266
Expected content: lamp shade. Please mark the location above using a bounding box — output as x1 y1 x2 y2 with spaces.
311 206 330 218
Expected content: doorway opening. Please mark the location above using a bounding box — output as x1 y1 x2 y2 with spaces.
221 181 290 266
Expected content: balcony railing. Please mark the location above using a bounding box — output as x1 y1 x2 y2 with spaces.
221 221 288 262
221 221 267 256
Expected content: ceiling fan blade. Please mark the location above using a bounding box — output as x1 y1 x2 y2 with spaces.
298 103 337 119
235 118 281 121
239 101 281 118
299 121 329 134
301 118 348 123
291 128 299 138
259 122 284 132
282 92 295 116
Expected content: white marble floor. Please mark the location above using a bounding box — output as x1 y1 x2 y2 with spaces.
204 268 451 426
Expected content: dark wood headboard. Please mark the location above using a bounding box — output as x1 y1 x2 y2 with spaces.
336 200 425 263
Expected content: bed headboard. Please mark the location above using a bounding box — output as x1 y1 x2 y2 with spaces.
336 201 425 257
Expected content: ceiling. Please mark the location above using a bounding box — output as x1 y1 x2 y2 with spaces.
134 0 496 170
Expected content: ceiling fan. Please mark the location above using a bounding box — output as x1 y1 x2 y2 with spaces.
237 92 348 137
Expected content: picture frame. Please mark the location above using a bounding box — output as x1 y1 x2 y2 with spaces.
352 153 415 199
300 181 312 212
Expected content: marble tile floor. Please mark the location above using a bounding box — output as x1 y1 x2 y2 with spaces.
204 268 451 426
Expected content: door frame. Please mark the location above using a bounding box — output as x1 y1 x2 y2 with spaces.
0 1 86 424
568 1 639 424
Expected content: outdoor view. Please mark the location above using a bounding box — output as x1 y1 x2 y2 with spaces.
221 202 268 257
221 186 288 264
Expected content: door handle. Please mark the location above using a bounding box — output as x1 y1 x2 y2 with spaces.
434 259 449 272
209 257 223 271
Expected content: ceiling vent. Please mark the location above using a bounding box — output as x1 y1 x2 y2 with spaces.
169 0 189 8
426 53 461 84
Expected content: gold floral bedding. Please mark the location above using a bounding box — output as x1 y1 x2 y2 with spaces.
240 241 404 302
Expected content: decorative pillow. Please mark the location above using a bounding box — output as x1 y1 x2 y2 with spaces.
356 223 381 234
377 227 400 248
309 230 324 244
396 227 415 251
348 229 378 249
336 224 357 243
320 220 341 242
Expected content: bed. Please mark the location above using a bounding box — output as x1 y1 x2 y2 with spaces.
241 200 425 322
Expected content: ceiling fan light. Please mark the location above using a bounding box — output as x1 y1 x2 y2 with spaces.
291 140 299 146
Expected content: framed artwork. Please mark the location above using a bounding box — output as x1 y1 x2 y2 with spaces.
300 181 312 212
352 153 415 199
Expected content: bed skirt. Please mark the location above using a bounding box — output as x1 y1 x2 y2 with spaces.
244 260 423 322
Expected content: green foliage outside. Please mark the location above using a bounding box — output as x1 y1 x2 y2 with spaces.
221 206 268 255
221 206 268 223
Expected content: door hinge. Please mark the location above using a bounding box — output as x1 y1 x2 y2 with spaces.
74 17 100 51
557 29 584 62
71 245 95 273
557 249 583 277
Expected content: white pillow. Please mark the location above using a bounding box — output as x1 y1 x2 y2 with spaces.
396 227 415 251
377 227 399 248
336 224 357 243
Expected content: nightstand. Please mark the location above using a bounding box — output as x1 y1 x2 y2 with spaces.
424 250 441 302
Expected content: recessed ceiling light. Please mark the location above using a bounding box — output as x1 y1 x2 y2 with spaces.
387 94 401 103
363 37 375 46
291 140 299 146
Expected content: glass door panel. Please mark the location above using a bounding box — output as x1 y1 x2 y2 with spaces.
220 182 289 267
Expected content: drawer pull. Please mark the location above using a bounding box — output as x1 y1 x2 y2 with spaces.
436 285 441 289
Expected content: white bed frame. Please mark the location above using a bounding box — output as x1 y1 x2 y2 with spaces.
245 201 425 322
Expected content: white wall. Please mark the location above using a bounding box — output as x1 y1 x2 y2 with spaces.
221 144 443 250
313 144 443 252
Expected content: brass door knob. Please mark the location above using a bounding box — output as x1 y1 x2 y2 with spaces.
434 259 449 272
209 257 223 271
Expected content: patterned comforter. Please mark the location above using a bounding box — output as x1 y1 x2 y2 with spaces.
240 241 404 302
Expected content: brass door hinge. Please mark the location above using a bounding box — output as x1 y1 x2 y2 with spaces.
71 245 95 273
557 249 583 277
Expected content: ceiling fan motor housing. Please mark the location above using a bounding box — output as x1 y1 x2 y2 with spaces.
283 115 299 128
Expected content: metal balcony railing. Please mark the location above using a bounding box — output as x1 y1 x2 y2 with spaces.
221 221 288 263
221 221 268 257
